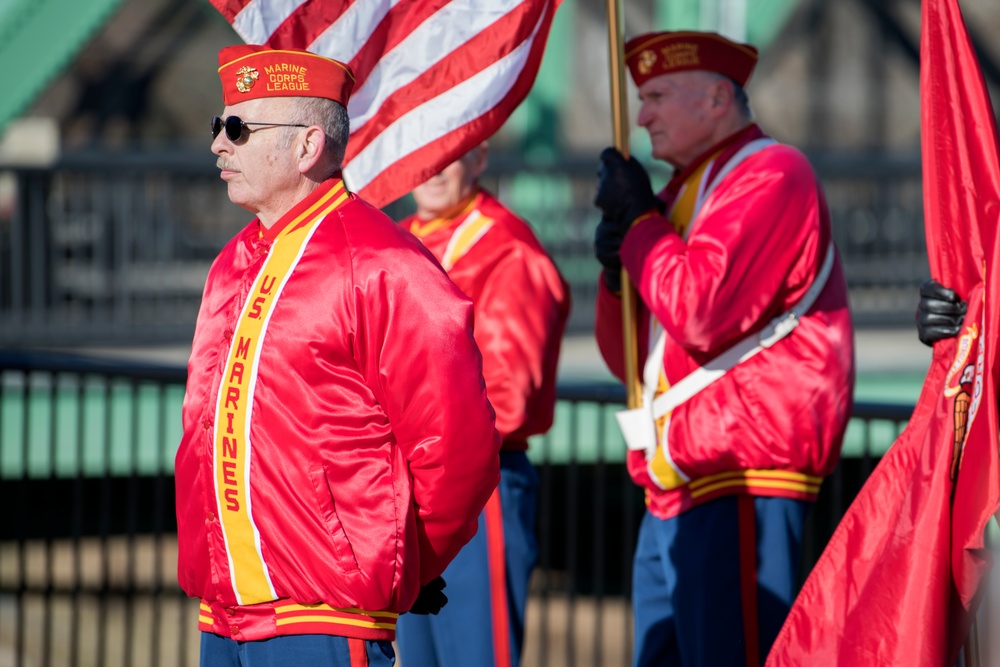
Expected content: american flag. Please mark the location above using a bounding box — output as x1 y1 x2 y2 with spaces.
209 0 560 207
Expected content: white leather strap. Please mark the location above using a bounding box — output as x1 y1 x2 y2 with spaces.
692 138 776 218
618 328 667 451
650 242 836 420
615 137 828 459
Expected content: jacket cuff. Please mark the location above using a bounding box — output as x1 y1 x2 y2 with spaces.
620 214 677 284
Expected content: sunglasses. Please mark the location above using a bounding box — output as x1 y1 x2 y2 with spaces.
211 115 309 142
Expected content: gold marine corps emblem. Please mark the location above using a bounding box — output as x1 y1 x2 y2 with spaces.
637 49 657 76
235 66 259 93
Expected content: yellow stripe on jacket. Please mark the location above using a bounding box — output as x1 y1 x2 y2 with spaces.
439 210 494 271
689 469 823 500
647 154 721 490
212 181 348 605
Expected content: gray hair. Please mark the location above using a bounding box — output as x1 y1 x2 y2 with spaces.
730 79 752 121
702 71 752 121
278 97 351 171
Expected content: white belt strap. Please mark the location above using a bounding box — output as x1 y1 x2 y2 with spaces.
692 138 776 221
650 242 836 420
616 328 667 453
615 137 776 454
617 242 836 452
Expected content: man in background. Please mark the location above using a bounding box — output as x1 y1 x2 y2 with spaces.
395 142 571 667
175 44 500 666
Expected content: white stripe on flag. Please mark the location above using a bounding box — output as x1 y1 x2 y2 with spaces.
308 0 403 65
344 6 543 192
346 0 525 129
232 0 309 44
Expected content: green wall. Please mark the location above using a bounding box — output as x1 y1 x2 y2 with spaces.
0 0 124 132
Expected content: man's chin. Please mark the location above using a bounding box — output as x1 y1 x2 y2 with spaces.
416 198 455 219
650 148 682 169
648 143 669 161
226 184 252 211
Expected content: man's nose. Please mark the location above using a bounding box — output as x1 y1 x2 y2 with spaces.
636 104 652 127
211 132 230 155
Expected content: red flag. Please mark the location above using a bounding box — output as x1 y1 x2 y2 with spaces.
766 0 1000 664
208 0 559 207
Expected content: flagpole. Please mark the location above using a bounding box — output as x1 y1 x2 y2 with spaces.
604 0 642 409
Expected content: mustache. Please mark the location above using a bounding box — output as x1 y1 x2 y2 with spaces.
216 158 238 171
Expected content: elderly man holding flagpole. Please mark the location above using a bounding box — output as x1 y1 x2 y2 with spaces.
593 17 855 666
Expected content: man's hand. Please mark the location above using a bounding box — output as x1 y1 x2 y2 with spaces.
593 148 661 293
916 279 967 346
594 216 626 292
408 576 447 615
593 147 661 227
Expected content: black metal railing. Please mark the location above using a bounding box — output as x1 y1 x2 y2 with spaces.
0 351 910 667
0 150 927 346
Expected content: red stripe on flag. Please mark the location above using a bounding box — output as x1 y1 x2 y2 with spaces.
344 0 545 164
346 0 452 93
264 0 448 94
353 0 554 206
263 0 356 51
484 488 512 667
209 0 251 23
737 496 759 667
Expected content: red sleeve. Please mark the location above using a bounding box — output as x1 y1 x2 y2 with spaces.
594 274 651 383
619 146 827 356
353 242 501 584
473 247 569 439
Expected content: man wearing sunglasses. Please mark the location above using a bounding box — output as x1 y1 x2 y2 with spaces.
175 44 501 667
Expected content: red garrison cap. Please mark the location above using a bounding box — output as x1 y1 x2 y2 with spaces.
624 31 759 88
217 45 355 106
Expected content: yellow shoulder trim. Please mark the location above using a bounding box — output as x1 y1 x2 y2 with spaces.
441 210 494 271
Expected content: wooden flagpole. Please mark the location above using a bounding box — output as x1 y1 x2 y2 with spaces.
604 0 641 409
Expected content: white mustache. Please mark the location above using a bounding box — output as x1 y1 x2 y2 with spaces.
216 158 238 172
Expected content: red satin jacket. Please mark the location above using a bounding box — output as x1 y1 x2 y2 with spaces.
175 177 500 642
596 126 855 520
404 189 571 447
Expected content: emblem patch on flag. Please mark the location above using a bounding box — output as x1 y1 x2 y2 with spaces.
945 323 977 478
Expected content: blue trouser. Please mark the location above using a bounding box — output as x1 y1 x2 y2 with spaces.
396 451 538 667
632 495 809 667
200 632 394 666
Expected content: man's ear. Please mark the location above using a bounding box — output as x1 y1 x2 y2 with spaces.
708 78 735 116
298 126 327 175
470 141 489 179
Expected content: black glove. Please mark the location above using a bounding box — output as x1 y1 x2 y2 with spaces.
594 215 625 292
408 576 447 615
593 148 661 293
916 279 967 346
593 147 661 227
